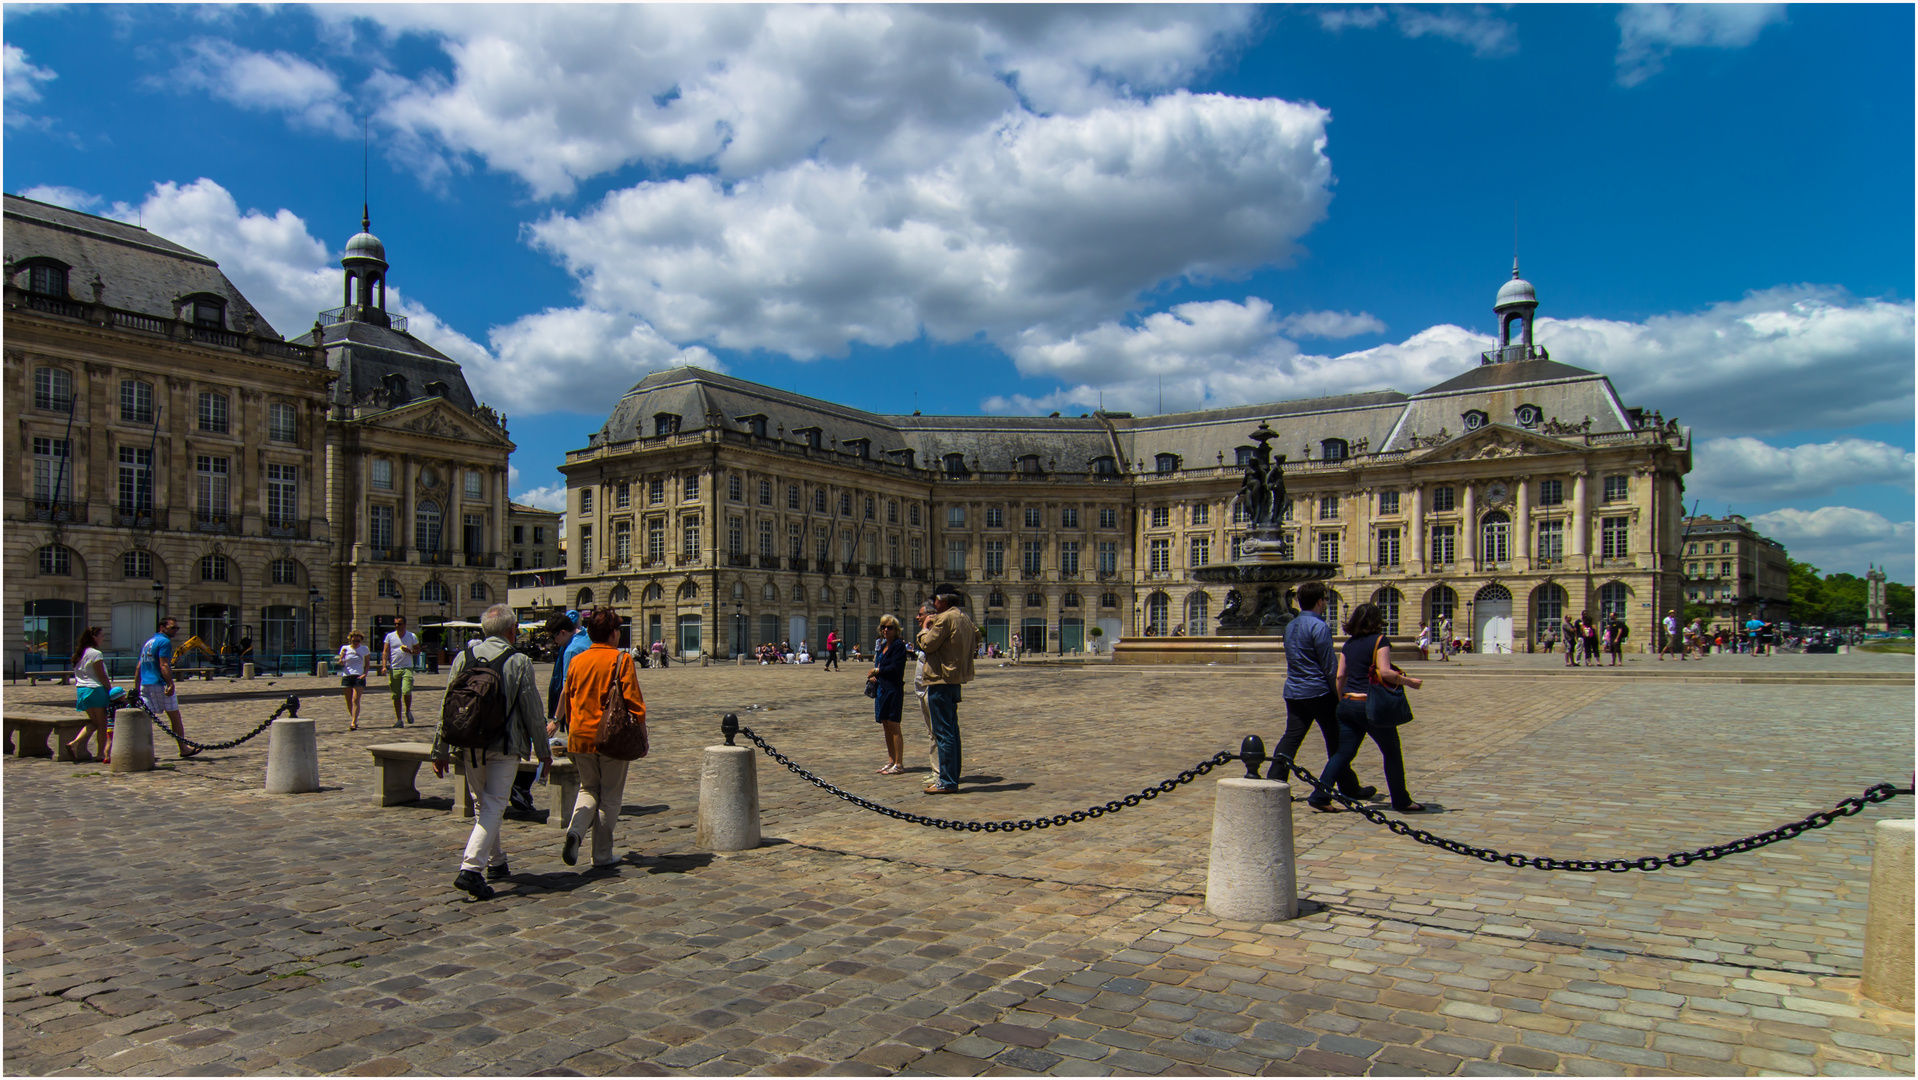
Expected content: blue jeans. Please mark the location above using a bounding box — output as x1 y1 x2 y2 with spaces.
1313 698 1414 809
924 684 963 788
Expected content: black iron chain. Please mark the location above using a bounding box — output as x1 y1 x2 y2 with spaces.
1275 756 1910 872
736 725 1233 832
119 696 299 754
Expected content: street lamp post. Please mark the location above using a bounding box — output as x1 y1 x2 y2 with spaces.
307 584 324 666
734 599 743 658
840 601 847 652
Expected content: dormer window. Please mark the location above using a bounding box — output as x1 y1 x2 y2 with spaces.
381 372 409 405
794 426 823 450
24 261 69 298
1155 453 1180 474
846 437 871 459
943 453 968 477
1234 446 1255 466
424 380 450 399
653 413 681 437
1320 438 1348 462
1018 454 1042 475
1462 409 1488 431
185 295 225 328
1515 403 1542 428
1092 456 1119 475
737 414 768 438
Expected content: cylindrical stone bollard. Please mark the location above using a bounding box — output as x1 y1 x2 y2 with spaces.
242 662 256 679
1206 777 1297 923
1863 819 1915 1009
111 709 155 773
263 718 320 794
314 661 326 677
697 744 761 851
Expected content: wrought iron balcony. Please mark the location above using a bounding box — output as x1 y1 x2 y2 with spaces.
116 508 158 528
420 550 453 566
370 546 406 562
1479 343 1549 365
265 518 307 540
194 511 231 533
318 306 408 333
727 553 751 568
759 555 781 569
789 557 810 573
32 500 85 523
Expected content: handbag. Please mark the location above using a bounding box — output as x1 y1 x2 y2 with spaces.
1365 634 1414 727
863 679 879 700
594 653 649 760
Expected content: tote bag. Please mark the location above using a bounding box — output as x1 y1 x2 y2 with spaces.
1364 634 1414 727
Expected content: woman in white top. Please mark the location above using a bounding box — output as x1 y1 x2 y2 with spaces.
69 626 115 763
338 631 371 730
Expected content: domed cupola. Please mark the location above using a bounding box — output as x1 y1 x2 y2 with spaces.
1487 258 1543 364
337 205 392 329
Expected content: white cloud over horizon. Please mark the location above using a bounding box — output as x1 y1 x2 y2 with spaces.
5 41 56 128
1616 3 1787 86
1751 505 1915 581
1691 437 1915 503
167 38 356 135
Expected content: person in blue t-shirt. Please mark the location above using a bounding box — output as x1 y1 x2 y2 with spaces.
138 616 196 757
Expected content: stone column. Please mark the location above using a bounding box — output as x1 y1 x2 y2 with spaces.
1571 472 1589 562
1515 475 1532 570
1408 484 1425 572
1460 483 1477 565
1864 819 1915 1009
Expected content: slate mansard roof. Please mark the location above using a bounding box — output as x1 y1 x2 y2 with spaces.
4 194 282 337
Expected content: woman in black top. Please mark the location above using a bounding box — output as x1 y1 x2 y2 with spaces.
1308 603 1427 813
869 615 910 774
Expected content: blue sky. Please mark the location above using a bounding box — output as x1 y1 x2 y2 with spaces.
7 4 1912 578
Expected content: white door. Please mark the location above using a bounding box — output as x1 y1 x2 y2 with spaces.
111 602 157 655
788 616 807 649
1476 598 1513 653
1096 617 1123 651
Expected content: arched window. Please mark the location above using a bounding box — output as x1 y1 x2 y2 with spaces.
416 500 442 552
678 580 699 601
1427 584 1457 623
377 578 401 599
422 580 450 604
988 590 1006 608
1062 592 1081 608
22 260 69 298
34 366 72 412
868 587 881 605
38 545 72 576
1026 592 1045 607
270 558 300 585
576 587 595 607
793 584 807 604
891 589 903 608
732 580 746 599
197 390 230 433
470 582 488 602
1373 587 1403 636
123 550 154 579
199 553 228 582
644 582 664 601
610 584 629 603
1598 581 1629 620
1146 592 1171 635
1533 583 1567 632
1186 591 1210 632
820 585 834 604
1515 403 1542 428
1481 510 1510 563
762 583 778 602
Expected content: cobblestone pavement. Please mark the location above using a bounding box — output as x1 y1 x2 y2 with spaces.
5 657 1912 1076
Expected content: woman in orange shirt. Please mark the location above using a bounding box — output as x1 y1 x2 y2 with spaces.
553 607 647 870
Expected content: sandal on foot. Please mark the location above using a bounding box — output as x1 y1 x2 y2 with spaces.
1392 802 1427 813
1306 801 1339 813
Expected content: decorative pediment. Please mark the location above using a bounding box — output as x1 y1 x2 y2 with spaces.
1410 424 1582 463
361 399 510 447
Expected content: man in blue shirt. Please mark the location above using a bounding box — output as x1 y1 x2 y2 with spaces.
1275 582 1373 802
138 616 196 757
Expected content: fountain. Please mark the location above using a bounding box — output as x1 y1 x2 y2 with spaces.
1113 422 1338 665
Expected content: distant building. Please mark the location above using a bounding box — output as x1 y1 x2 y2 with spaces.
1866 565 1888 631
507 501 562 574
1679 514 1790 625
559 264 1694 659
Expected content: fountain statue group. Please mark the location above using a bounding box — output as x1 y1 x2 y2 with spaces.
1193 422 1339 635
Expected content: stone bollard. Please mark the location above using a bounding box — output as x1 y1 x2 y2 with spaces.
242 662 256 679
738 654 747 666
314 661 327 677
1206 776 1297 922
110 708 155 773
1863 819 1915 1009
698 744 761 851
264 718 320 794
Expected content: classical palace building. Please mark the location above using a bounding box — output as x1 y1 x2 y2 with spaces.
562 266 1692 658
1679 514 1790 626
4 195 513 671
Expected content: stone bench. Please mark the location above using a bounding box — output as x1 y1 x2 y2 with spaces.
367 742 580 824
5 707 92 761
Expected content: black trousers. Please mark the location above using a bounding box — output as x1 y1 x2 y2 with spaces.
1315 698 1414 809
1276 693 1367 796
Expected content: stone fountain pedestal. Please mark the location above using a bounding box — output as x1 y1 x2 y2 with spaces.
1114 528 1339 666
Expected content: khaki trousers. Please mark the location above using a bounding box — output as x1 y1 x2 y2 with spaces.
916 685 938 773
567 752 630 867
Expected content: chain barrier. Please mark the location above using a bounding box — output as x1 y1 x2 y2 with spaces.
730 719 1232 832
1259 742 1911 872
116 695 300 754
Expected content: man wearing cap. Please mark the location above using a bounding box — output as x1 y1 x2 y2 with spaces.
916 584 979 794
546 610 590 716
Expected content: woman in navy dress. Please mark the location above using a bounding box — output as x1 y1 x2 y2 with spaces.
869 614 910 774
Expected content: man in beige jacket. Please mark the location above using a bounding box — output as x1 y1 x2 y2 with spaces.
916 583 979 794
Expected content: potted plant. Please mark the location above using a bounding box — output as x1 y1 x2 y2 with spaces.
1089 625 1104 653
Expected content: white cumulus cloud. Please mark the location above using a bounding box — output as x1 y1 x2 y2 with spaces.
5 41 55 127
1750 505 1915 580
510 484 568 514
1318 5 1518 57
478 306 718 414
169 39 356 135
17 183 98 211
1690 438 1916 503
1616 3 1787 86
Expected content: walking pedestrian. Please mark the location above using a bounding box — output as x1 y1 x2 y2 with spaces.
1310 603 1425 813
1275 582 1377 802
1581 613 1601 666
338 631 370 730
430 604 550 900
1439 615 1454 661
824 629 841 671
916 584 978 794
869 615 909 773
1660 609 1684 661
1562 613 1580 667
138 616 195 757
553 607 646 871
545 611 587 719
1011 632 1022 663
1416 621 1432 660
68 626 115 763
1604 616 1626 666
381 615 422 726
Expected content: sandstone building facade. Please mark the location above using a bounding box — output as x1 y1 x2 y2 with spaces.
561 268 1695 658
1679 514 1791 626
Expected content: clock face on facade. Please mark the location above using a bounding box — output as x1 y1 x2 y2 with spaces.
419 467 438 488
1487 481 1510 504
1463 410 1487 431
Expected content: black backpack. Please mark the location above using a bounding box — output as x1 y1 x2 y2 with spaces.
441 644 518 753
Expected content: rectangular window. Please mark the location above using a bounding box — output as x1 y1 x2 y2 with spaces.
727 516 743 556
1233 501 1248 525
1431 485 1455 512
684 474 699 500
1231 535 1243 561
788 485 802 510
909 504 921 526
1150 507 1169 528
580 488 595 514
120 380 154 424
1316 531 1340 563
1603 475 1629 502
1190 537 1210 567
1600 516 1630 559
650 478 665 504
1023 506 1041 529
948 506 966 528
35 367 72 411
888 500 898 524
790 522 805 560
889 536 900 566
729 475 743 502
533 526 544 544
1192 504 1209 525
532 549 545 568
984 540 1005 575
615 521 633 565
1319 495 1340 520
197 391 229 433
1721 560 1732 576
910 536 923 569
32 436 70 503
1537 519 1564 561
465 470 484 501
866 533 878 562
1149 538 1169 573
514 524 525 544
370 505 394 549
1281 498 1294 521
1099 507 1118 530
1376 527 1400 567
841 492 853 516
118 447 153 511
759 519 775 556
579 526 593 568
946 539 967 572
1538 478 1564 506
1098 541 1118 574
1378 491 1399 515
1061 506 1079 529
648 520 665 564
466 513 486 556
195 455 230 518
266 464 297 523
269 403 297 443
986 506 1005 528
371 459 393 490
1060 541 1079 575
1021 540 1043 574
866 496 877 520
615 481 631 508
759 479 773 505
1429 524 1456 565
815 489 828 513
815 525 831 564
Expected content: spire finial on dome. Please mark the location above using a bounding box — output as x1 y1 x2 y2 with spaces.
1512 256 1521 279
362 204 371 234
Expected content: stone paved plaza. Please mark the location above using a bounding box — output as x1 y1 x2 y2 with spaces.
4 653 1914 1076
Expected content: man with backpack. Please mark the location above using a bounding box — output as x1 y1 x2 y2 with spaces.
431 604 550 901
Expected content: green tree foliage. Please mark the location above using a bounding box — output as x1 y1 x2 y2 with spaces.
1787 560 1913 626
